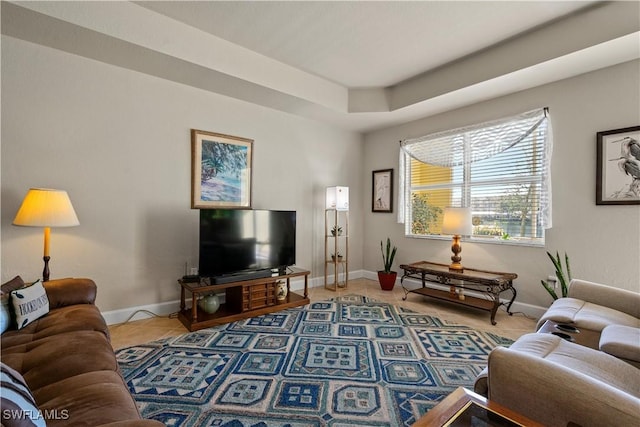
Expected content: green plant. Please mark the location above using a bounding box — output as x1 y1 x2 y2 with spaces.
540 251 572 300
380 238 398 273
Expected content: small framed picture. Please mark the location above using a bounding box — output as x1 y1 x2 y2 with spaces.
372 169 393 213
596 126 640 205
191 129 253 209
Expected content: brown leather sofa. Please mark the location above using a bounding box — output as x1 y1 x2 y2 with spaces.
1 277 163 427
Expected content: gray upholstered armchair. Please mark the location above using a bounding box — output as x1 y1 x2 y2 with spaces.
482 333 640 427
475 279 640 425
536 278 639 365
536 278 639 333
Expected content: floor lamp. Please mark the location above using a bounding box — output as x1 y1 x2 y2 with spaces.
13 188 79 282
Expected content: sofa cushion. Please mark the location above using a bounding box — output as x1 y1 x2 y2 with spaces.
507 333 640 397
1 304 110 348
537 297 640 332
33 370 143 427
3 330 120 391
11 280 49 330
43 278 97 308
1 362 45 427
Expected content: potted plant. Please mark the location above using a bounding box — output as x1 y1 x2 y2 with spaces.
331 252 343 262
378 238 398 290
331 225 343 236
540 251 572 300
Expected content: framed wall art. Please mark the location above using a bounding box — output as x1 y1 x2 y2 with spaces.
596 126 640 205
372 168 393 213
191 129 253 209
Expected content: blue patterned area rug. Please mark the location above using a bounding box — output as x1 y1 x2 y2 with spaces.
116 295 512 427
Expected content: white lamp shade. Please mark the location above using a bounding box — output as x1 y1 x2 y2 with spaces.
326 186 349 211
441 207 472 236
13 188 79 227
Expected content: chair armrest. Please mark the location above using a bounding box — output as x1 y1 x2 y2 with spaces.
568 279 640 318
600 325 640 365
487 346 640 427
43 278 97 308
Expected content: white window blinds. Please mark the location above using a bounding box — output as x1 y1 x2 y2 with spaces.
398 108 552 244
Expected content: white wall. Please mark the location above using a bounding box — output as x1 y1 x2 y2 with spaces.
363 60 640 311
1 36 364 312
2 35 638 318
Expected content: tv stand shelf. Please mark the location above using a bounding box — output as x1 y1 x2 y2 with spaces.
177 267 310 331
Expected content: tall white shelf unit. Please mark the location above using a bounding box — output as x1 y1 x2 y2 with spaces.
324 208 349 290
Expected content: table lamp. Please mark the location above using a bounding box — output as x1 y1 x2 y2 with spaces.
441 207 472 272
13 188 80 282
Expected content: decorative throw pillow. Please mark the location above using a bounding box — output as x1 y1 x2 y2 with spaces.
1 276 26 297
1 295 11 333
0 362 46 427
1 276 25 333
11 280 49 330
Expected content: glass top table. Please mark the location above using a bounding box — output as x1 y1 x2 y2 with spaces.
400 261 518 325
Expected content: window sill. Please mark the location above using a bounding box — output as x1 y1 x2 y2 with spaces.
406 234 544 248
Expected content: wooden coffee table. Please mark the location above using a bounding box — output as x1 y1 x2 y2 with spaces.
537 320 601 349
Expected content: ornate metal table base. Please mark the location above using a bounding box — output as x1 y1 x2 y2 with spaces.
400 261 518 325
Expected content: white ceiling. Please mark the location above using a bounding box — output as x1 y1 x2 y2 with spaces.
3 1 640 132
135 1 597 88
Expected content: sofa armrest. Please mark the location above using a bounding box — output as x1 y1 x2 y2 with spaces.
568 279 640 319
44 278 97 308
487 346 640 427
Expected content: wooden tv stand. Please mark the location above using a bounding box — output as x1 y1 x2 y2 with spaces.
177 267 310 331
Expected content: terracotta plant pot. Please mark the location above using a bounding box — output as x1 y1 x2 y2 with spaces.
377 271 397 291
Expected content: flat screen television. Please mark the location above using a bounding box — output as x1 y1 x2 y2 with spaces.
199 209 296 279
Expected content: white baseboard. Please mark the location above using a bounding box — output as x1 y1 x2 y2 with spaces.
102 269 544 325
102 300 181 325
102 272 366 325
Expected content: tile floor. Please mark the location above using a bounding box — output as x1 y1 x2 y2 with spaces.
108 278 537 351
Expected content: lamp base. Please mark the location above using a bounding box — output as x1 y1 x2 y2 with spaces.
449 235 464 273
43 256 50 282
448 263 464 273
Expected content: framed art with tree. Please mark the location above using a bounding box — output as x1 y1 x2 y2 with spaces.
191 129 253 209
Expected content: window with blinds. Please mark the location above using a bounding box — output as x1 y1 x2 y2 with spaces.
399 108 552 245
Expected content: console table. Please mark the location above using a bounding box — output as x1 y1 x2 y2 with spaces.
178 267 310 331
399 261 517 325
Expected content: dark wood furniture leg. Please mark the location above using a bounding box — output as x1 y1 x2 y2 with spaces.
506 286 517 315
191 290 198 323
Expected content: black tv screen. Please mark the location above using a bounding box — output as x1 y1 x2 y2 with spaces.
199 209 296 278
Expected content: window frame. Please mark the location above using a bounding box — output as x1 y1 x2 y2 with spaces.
400 109 550 247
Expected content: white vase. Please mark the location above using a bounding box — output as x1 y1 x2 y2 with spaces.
198 293 220 314
276 281 287 301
